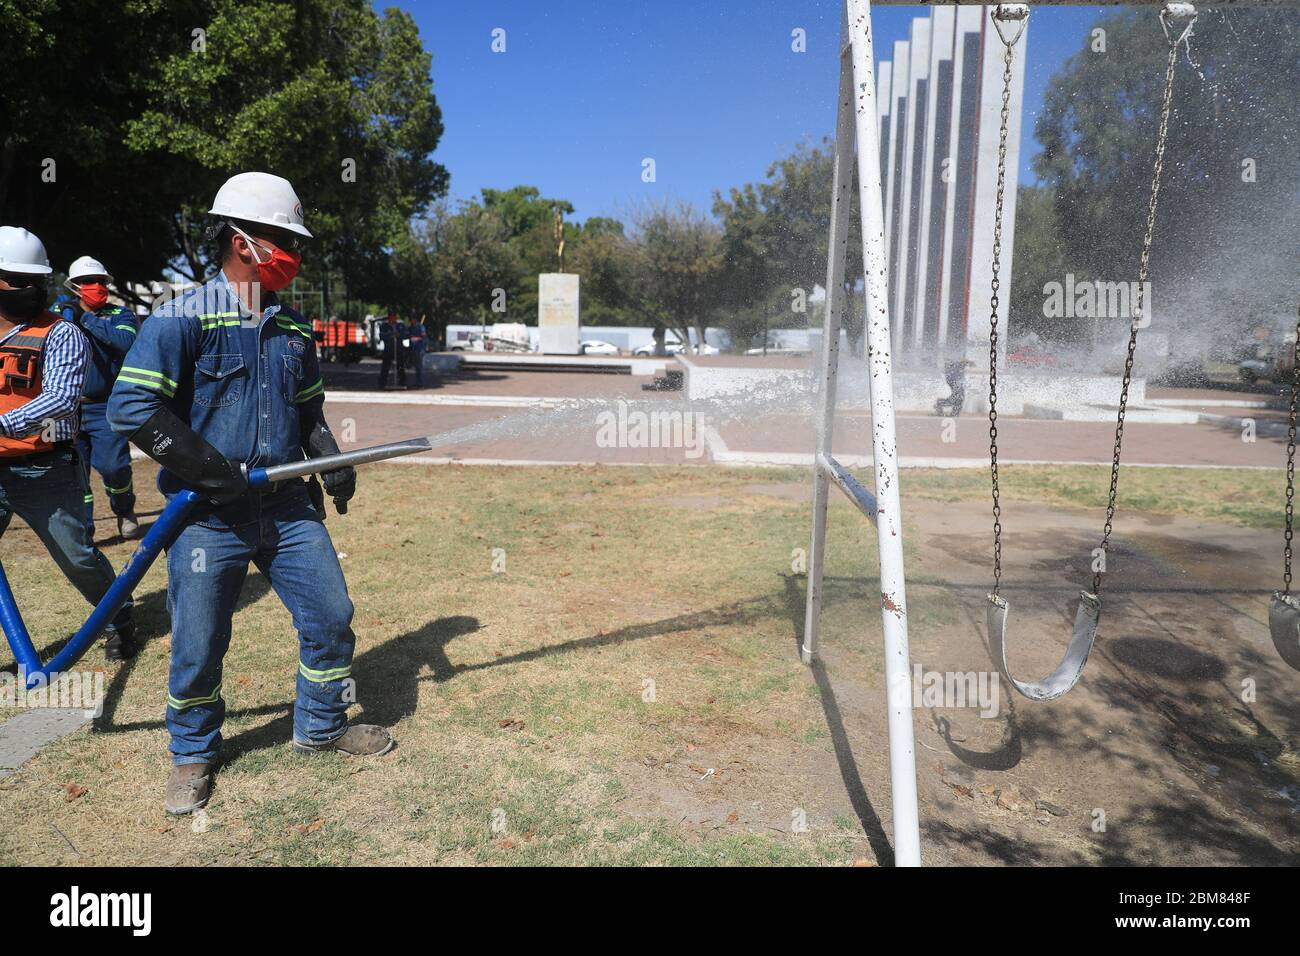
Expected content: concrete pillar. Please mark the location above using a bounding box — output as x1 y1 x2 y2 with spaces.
877 59 893 245
892 17 931 353
884 42 910 308
911 6 956 357
936 5 987 350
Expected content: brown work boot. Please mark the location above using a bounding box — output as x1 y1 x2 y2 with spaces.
292 723 394 756
165 762 213 815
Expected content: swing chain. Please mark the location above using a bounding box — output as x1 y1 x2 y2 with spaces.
1091 8 1193 596
1283 303 1300 593
987 6 1026 596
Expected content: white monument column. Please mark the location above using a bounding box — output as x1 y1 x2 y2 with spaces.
892 17 930 351
911 6 956 353
936 5 987 348
877 60 893 242
884 44 910 282
538 273 580 354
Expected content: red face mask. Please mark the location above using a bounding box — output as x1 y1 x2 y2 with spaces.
79 283 110 311
253 245 301 294
235 226 302 294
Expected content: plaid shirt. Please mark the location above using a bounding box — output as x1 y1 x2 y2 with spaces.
0 318 86 443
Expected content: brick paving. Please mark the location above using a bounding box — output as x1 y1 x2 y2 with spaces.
323 359 661 399
317 364 1286 469
714 411 1283 468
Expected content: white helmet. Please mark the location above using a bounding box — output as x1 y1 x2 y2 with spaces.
0 226 53 275
67 255 113 285
208 171 312 238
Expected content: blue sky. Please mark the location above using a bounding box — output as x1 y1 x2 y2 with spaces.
404 2 1113 223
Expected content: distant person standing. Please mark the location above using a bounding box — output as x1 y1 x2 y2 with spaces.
395 315 411 385
934 359 973 417
56 256 141 540
407 314 426 387
377 312 406 389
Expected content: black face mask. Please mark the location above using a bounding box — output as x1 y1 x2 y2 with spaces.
0 284 48 321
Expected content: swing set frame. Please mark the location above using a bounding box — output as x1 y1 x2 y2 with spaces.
800 0 1289 867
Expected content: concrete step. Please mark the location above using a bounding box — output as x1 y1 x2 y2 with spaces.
1023 403 1201 424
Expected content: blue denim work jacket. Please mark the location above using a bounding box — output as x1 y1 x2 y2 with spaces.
107 272 325 501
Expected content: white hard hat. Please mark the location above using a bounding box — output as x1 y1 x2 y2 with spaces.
67 255 112 284
0 226 53 275
208 171 312 238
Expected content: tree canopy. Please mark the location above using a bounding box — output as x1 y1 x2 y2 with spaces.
1020 8 1300 345
0 0 446 306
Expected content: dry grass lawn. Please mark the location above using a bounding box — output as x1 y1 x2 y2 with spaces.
0 460 1287 865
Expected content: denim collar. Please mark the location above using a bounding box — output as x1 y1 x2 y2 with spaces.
214 270 282 326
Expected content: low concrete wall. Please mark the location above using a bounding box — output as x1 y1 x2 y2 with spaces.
423 353 463 374
682 356 1143 416
682 359 813 403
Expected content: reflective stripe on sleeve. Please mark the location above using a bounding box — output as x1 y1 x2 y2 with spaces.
117 366 178 397
294 378 324 403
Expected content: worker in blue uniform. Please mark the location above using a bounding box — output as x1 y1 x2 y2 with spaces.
57 256 140 540
108 172 392 816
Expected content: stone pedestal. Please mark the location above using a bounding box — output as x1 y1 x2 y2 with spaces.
538 273 580 355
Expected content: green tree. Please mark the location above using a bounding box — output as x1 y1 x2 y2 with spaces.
395 199 522 348
1033 8 1300 345
713 139 864 352
1009 185 1072 341
0 0 446 308
567 217 635 326
479 186 575 320
629 202 724 352
0 0 205 300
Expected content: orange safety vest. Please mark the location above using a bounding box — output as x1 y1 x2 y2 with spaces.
0 312 61 458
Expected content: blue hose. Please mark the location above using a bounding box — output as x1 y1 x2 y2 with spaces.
6 439 426 688
21 490 202 688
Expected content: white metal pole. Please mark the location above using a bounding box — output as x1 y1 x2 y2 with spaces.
802 28 857 666
847 0 922 868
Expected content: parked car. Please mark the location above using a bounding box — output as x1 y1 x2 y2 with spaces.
449 332 486 352
580 339 621 355
634 340 685 356
745 331 810 356
1239 339 1295 383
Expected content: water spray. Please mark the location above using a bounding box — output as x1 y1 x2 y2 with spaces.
2 375 824 688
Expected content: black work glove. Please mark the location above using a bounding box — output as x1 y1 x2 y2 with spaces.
307 476 327 518
301 417 355 515
130 406 248 506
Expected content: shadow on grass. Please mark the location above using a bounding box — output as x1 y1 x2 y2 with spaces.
779 573 896 866
75 559 1295 864
88 579 902 863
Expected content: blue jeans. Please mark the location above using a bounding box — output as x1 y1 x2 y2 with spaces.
165 483 355 765
76 401 136 531
0 446 133 628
